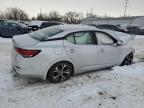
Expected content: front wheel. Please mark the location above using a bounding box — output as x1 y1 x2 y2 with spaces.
47 62 74 83
121 53 133 66
0 33 2 37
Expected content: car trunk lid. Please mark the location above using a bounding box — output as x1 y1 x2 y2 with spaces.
12 34 39 47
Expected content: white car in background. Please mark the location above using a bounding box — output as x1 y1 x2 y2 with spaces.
11 25 134 83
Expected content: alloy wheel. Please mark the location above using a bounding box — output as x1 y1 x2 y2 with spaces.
48 62 73 83
123 53 133 65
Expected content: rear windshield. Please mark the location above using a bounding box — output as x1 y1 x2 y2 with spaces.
29 27 63 41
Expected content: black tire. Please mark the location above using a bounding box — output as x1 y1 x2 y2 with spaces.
121 53 133 66
0 33 2 37
47 62 74 83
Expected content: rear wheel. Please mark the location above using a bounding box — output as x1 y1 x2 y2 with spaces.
47 62 74 83
121 53 133 66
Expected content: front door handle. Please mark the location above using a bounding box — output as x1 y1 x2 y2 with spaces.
69 49 76 53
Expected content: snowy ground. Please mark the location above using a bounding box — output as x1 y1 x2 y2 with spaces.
0 36 144 108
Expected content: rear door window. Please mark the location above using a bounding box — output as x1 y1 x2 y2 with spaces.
29 27 63 41
66 34 75 44
66 32 94 45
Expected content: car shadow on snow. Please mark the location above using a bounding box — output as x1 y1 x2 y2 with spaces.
10 67 112 88
10 70 49 87
133 58 144 64
75 67 112 77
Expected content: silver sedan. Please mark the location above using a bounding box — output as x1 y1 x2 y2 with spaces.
11 25 134 83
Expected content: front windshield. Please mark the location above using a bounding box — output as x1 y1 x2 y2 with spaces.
29 27 63 41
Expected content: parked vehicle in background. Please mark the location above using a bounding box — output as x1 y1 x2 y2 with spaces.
11 25 134 83
139 26 144 31
127 26 144 35
94 24 127 33
40 21 64 29
0 19 7 25
29 20 45 31
0 21 30 38
28 25 39 31
18 21 29 26
29 20 64 31
117 24 128 32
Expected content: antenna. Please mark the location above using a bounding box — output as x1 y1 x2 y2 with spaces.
124 0 129 17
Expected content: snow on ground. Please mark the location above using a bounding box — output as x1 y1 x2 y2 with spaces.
128 35 144 59
0 37 11 43
0 36 144 108
112 63 144 80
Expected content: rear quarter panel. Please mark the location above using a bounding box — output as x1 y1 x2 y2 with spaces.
33 40 78 79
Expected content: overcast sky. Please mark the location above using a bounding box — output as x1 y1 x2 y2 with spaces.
0 0 144 17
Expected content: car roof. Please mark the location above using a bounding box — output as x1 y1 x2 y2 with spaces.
4 21 18 23
42 21 64 24
55 24 98 31
46 24 120 41
97 24 118 26
0 19 7 21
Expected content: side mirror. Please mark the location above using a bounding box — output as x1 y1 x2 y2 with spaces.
113 40 123 46
116 40 123 46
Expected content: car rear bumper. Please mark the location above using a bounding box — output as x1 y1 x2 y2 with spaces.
11 47 46 80
12 64 45 79
12 65 19 77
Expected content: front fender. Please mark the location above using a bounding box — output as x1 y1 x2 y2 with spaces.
119 46 135 65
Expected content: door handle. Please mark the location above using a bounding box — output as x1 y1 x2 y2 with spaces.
100 48 105 52
69 49 76 53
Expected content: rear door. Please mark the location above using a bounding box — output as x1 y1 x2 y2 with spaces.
95 31 122 67
1 22 11 38
64 31 99 72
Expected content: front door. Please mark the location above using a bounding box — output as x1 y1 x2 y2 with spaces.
95 32 122 67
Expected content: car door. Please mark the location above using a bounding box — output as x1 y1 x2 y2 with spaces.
95 31 122 67
8 23 23 36
64 31 99 72
0 22 11 38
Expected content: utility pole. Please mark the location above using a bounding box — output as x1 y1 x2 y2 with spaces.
40 9 42 15
124 0 128 17
90 8 93 17
90 8 93 24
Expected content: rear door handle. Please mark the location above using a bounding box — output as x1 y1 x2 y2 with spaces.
100 48 105 52
69 49 76 53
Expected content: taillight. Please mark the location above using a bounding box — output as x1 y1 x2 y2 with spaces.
15 47 41 58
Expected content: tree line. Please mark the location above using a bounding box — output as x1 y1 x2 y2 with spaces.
0 7 85 24
0 8 29 21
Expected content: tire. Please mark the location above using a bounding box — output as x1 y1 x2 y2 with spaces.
47 62 74 83
0 33 2 37
121 53 133 66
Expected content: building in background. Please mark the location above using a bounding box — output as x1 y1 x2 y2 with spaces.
81 16 144 27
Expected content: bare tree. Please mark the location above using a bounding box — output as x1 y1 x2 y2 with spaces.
36 11 62 21
37 13 47 20
48 11 61 21
31 16 36 20
0 11 5 19
64 11 83 24
86 12 97 18
5 7 29 21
